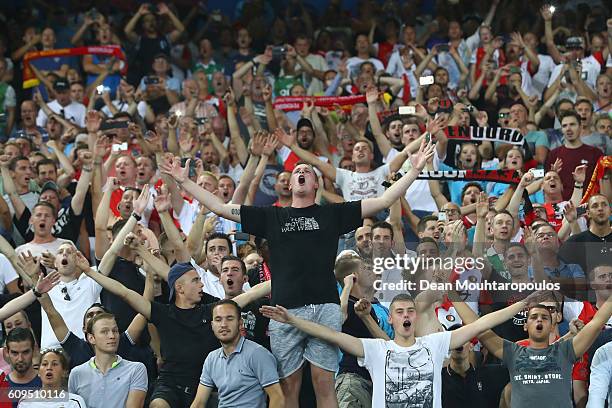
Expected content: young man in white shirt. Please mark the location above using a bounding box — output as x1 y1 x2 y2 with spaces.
261 292 544 408
36 79 86 128
15 202 72 258
38 243 102 349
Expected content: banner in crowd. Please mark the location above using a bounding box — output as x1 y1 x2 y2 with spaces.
581 155 612 204
444 126 525 145
273 95 366 112
22 45 127 89
416 169 522 184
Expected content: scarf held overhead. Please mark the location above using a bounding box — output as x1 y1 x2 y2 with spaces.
581 155 612 204
272 95 366 112
416 169 521 184
444 126 525 145
22 45 127 89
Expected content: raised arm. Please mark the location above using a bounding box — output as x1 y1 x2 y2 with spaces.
94 176 118 259
541 5 563 64
449 293 504 360
157 3 185 43
124 4 148 43
71 152 94 216
154 186 190 263
225 89 248 166
366 87 392 157
0 271 59 321
450 294 528 350
38 293 70 343
261 305 365 358
78 253 152 319
354 298 391 340
233 280 271 308
160 158 241 223
97 187 149 276
0 155 26 219
275 128 337 181
125 264 156 344
573 293 612 356
362 139 434 218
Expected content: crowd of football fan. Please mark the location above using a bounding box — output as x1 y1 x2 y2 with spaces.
0 0 610 407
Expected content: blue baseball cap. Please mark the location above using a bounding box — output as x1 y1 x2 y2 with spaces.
167 262 196 302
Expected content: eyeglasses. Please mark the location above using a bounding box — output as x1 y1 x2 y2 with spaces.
61 286 71 301
544 306 558 313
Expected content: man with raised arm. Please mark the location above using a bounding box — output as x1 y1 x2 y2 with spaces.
75 250 270 408
159 139 443 408
452 291 612 408
260 291 545 408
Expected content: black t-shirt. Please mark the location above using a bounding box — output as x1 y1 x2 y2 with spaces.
150 294 220 385
240 297 270 350
99 258 145 334
560 230 612 275
339 295 382 381
241 201 362 308
441 365 488 408
489 300 528 343
15 204 83 243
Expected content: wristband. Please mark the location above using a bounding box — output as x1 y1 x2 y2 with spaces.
32 287 42 298
131 212 142 221
82 167 93 172
574 183 583 189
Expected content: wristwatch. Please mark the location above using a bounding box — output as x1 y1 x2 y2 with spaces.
574 183 584 189
32 287 42 298
131 212 142 221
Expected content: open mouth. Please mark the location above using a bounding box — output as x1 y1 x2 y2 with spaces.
61 259 68 266
298 175 305 185
226 278 234 286
536 323 543 331
39 223 46 229
45 372 53 379
403 320 411 328
138 171 145 177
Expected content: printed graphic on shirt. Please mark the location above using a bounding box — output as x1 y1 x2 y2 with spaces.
347 177 380 199
385 348 434 407
513 353 564 385
281 217 320 232
241 310 257 337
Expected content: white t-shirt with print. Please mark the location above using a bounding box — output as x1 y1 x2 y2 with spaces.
335 164 390 201
41 272 102 348
358 331 452 408
547 55 601 90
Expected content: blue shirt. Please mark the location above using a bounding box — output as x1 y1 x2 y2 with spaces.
200 337 279 408
543 260 585 279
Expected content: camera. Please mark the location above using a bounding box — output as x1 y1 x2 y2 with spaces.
144 76 160 85
195 117 209 125
271 46 287 60
462 105 475 113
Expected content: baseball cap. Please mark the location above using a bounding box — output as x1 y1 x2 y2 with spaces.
40 181 59 195
53 79 69 91
167 262 196 301
565 37 584 49
297 117 314 132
